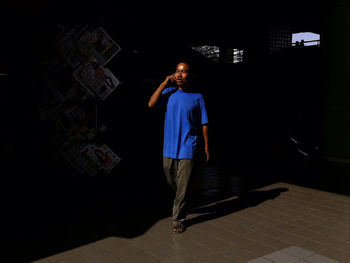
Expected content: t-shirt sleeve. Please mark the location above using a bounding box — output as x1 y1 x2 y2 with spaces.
157 87 177 107
199 95 209 125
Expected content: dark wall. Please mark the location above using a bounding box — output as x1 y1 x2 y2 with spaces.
1 15 324 200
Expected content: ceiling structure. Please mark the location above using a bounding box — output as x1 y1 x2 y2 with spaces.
2 0 326 49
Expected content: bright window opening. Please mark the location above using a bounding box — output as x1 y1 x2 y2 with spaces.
233 49 244 63
192 46 244 63
192 45 220 62
292 32 320 47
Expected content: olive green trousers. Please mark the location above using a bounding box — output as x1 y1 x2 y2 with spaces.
163 157 194 225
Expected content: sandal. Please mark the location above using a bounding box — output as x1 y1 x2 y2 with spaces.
172 223 185 234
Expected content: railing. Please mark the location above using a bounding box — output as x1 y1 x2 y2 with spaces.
292 40 320 47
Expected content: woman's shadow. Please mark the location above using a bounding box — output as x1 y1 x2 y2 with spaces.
186 187 288 228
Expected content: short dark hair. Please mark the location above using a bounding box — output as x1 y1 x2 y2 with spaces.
176 58 193 68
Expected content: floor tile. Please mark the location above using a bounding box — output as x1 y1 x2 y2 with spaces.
281 246 315 258
304 253 339 263
263 251 299 263
246 257 273 263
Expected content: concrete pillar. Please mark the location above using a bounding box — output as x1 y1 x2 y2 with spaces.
322 0 350 163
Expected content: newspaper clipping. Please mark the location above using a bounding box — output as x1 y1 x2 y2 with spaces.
86 143 122 174
77 27 122 66
72 62 121 100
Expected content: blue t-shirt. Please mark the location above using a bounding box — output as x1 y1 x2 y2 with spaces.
159 87 208 159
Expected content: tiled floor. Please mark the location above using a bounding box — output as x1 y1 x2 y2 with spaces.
30 181 350 263
247 246 339 263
